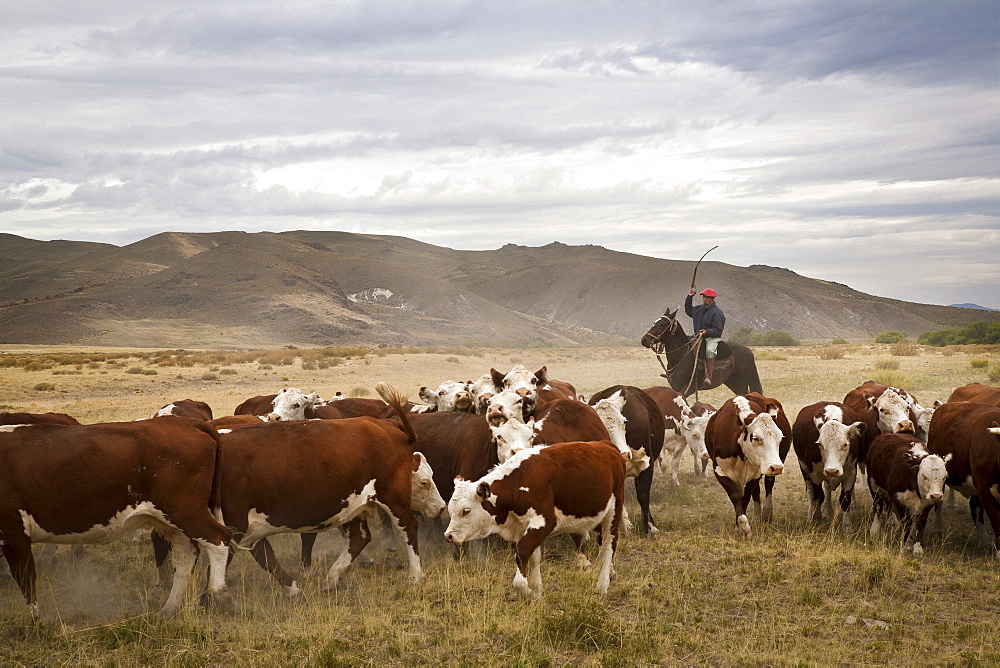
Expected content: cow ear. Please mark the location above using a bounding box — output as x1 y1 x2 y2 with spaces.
521 395 536 421
534 366 548 386
490 368 505 391
411 452 424 472
477 481 491 499
866 395 877 409
943 453 953 463
454 474 465 481
851 421 866 438
934 399 944 408
764 402 779 417
620 449 632 462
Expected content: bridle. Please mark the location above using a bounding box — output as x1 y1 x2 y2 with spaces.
643 314 705 398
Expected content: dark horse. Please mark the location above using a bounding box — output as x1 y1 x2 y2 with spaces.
640 308 763 398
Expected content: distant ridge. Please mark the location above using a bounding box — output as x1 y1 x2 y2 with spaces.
949 303 999 312
0 231 996 347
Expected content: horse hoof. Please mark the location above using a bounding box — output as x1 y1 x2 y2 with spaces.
659 374 669 379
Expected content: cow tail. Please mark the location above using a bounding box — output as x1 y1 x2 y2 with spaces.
375 381 417 444
199 421 225 522
746 349 764 395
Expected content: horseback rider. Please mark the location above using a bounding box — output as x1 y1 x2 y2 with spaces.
685 288 726 386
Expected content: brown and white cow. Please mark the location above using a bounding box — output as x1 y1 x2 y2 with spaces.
677 405 716 479
867 433 949 555
642 386 713 480
153 399 214 421
265 388 325 421
490 364 577 400
194 393 445 594
947 383 1000 406
705 394 788 537
591 391 651 477
468 373 498 414
589 386 664 534
843 381 918 451
927 400 1000 551
418 380 473 413
444 441 626 599
792 401 866 530
0 418 233 618
234 393 279 416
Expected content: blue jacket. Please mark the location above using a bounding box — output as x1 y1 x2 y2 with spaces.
685 294 726 338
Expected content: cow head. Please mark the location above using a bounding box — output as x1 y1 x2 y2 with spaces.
815 418 865 479
490 418 536 462
467 374 497 415
485 390 535 426
419 380 472 413
916 450 951 503
872 388 915 434
591 391 648 477
734 396 784 477
911 401 940 444
267 388 319 422
680 412 714 463
410 452 446 518
445 479 499 544
494 364 546 397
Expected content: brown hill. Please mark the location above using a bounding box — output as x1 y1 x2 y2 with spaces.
0 231 994 347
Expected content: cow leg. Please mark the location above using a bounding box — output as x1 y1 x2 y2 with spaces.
761 476 775 522
324 519 372 591
973 480 1000 559
670 446 685 485
249 538 300 596
700 458 710 478
716 475 752 537
161 530 198 619
802 469 824 525
633 467 659 534
2 534 38 616
838 477 856 533
514 526 551 599
375 501 422 585
301 533 317 569
570 533 591 570
909 506 936 556
151 529 173 589
594 509 617 595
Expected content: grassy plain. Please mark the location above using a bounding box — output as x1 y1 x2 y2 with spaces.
0 342 999 666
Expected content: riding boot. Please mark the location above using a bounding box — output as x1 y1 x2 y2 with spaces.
704 358 715 385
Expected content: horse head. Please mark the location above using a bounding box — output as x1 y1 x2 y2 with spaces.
640 309 681 351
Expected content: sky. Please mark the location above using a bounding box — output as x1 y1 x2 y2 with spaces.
2 1 998 308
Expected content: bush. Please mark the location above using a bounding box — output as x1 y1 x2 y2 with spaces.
990 365 1000 383
142 369 158 375
760 330 800 346
871 370 911 388
970 358 989 369
817 347 845 360
200 373 218 381
219 368 237 375
831 338 849 345
349 387 371 398
919 321 1000 346
876 330 908 344
891 342 919 357
125 367 145 374
874 357 900 370
730 326 756 345
33 382 56 391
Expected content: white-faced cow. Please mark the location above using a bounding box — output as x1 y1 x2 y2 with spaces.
153 399 213 421
0 418 233 618
792 402 866 530
266 388 324 421
490 364 578 400
444 441 626 599
468 373 498 414
705 394 789 538
167 384 445 595
588 386 664 534
843 381 918 465
678 408 715 480
867 433 949 555
643 386 712 481
591 391 650 477
418 380 473 413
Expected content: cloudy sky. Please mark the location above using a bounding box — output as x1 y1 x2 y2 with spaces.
2 1 998 307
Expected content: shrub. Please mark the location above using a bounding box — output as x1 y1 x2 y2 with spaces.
989 365 1000 383
831 337 849 345
876 330 908 344
919 321 1000 346
871 370 910 388
969 358 989 369
874 357 900 370
219 368 237 375
817 347 845 360
761 330 800 346
730 326 756 345
446 356 460 364
125 367 145 374
200 373 218 381
142 369 157 375
349 387 370 398
33 382 56 391
891 342 919 357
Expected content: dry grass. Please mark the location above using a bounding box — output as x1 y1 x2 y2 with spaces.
0 343 998 664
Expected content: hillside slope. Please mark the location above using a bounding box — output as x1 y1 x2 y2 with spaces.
0 231 994 347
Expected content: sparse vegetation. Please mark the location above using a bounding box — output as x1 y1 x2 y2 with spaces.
831 337 849 345
970 358 989 369
817 346 845 360
32 382 56 391
990 365 1000 382
890 341 919 356
871 369 911 388
874 357 900 370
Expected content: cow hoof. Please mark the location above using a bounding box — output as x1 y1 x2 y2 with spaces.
199 588 236 615
910 543 924 556
285 581 302 598
574 553 592 571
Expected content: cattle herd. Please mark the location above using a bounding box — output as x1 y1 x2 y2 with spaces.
0 363 998 620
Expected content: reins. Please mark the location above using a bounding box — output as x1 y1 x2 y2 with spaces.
644 320 705 400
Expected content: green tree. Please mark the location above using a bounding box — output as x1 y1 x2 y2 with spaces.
875 330 907 344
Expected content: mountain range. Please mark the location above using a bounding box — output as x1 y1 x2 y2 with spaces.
0 231 995 348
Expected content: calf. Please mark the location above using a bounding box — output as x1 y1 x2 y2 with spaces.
678 406 715 479
705 394 788 537
792 402 866 530
589 386 664 534
194 402 445 594
153 399 213 420
0 419 232 618
444 441 626 599
643 387 712 480
867 433 949 555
